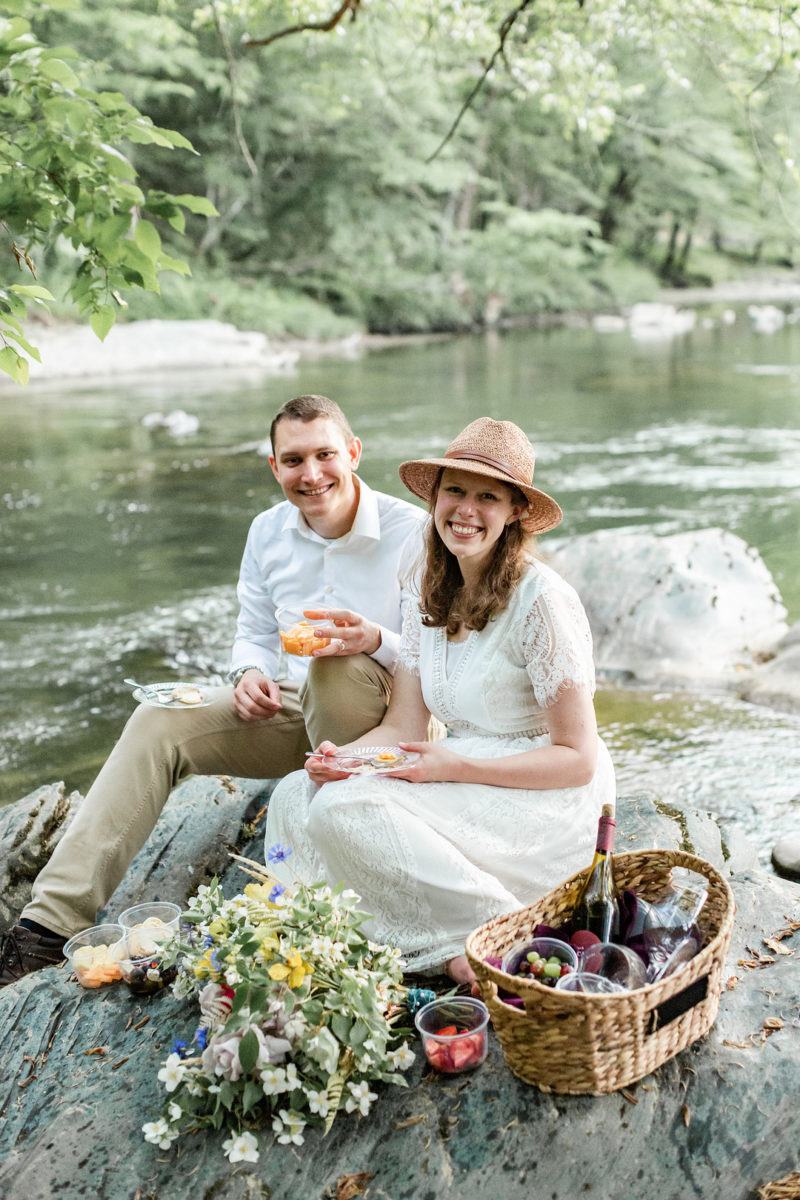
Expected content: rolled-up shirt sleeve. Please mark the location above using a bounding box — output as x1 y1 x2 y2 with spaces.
230 520 280 680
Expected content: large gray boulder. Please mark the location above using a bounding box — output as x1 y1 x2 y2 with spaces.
14 318 300 383
740 621 800 716
1 783 798 1200
0 783 83 933
0 776 275 934
548 528 788 687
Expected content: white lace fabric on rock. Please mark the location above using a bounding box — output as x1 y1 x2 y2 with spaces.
266 560 616 973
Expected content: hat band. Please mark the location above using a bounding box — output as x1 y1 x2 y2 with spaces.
445 449 531 488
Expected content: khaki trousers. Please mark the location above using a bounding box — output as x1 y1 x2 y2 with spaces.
25 654 394 937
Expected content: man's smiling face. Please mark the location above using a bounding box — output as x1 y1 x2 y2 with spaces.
269 416 362 539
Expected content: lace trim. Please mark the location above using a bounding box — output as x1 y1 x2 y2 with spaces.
447 720 548 739
396 603 421 676
429 626 479 723
520 584 595 707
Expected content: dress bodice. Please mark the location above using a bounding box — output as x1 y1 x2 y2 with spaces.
397 559 595 737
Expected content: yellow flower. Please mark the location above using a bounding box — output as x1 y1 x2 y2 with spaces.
193 948 219 979
258 933 280 963
207 918 227 937
268 949 314 989
244 882 278 906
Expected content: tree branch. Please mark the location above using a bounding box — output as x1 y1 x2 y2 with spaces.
426 0 536 163
212 0 259 178
242 0 360 51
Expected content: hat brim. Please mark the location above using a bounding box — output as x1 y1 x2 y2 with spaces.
398 458 562 535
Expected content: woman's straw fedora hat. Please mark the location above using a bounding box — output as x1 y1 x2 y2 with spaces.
398 417 562 534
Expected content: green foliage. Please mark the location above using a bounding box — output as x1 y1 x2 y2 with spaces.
0 1 217 382
122 268 361 340
5 0 800 359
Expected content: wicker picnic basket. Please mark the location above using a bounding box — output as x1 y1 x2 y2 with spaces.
465 849 735 1095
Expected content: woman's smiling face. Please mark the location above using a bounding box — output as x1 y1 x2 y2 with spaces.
433 468 524 576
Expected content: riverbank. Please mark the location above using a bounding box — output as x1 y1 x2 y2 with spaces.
7 273 800 386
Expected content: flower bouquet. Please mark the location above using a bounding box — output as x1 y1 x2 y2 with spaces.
142 846 418 1162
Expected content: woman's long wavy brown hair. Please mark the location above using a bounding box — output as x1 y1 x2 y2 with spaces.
419 470 533 633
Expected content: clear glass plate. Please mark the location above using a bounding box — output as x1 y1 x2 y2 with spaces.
131 681 213 709
309 745 420 773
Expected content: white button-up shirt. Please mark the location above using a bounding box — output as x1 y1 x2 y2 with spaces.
231 478 425 683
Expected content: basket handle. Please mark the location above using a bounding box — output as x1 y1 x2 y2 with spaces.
646 973 709 1034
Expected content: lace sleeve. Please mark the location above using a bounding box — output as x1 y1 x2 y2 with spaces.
396 600 422 676
521 580 595 707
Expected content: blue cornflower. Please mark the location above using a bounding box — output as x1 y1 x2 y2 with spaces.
267 842 292 864
203 934 214 948
195 1026 208 1050
269 883 286 902
171 1038 188 1059
210 949 223 971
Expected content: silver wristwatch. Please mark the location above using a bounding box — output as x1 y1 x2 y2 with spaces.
229 665 264 687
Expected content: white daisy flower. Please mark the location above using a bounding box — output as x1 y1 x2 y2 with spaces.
282 1012 308 1040
344 1080 378 1116
157 1053 186 1093
306 1089 330 1117
260 1066 288 1095
222 1131 259 1163
272 1109 305 1145
387 1042 416 1069
142 1118 177 1149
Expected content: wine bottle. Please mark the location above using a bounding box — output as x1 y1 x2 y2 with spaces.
572 803 620 943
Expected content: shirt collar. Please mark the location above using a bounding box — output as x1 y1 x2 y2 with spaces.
280 476 381 544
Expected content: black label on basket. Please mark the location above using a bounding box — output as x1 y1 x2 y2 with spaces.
647 975 709 1033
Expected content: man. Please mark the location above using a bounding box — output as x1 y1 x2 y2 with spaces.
0 394 425 987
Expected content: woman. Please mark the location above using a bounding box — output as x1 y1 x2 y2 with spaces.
265 418 616 986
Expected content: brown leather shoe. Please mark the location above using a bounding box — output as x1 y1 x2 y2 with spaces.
0 925 66 987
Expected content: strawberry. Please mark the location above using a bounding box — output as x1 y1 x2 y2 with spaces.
450 1039 479 1070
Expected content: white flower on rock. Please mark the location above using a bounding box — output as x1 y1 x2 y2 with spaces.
272 1109 306 1145
345 1080 377 1116
222 1131 259 1163
157 1053 186 1093
167 1101 182 1123
142 1118 177 1149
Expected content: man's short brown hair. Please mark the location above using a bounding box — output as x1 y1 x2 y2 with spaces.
270 395 354 450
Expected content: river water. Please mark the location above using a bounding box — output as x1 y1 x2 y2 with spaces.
2 311 800 870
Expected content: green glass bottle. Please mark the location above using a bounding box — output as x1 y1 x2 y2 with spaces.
573 803 620 943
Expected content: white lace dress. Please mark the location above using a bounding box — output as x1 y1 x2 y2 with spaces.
265 560 616 972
